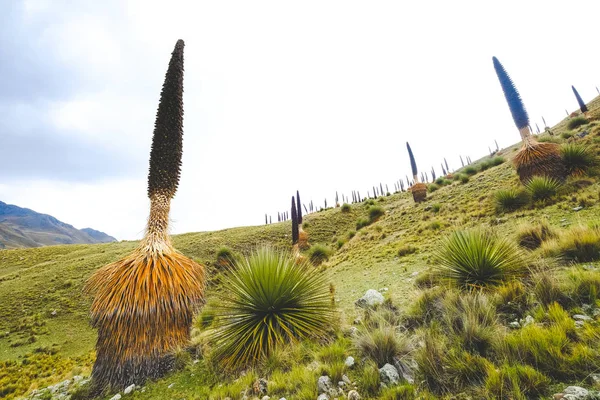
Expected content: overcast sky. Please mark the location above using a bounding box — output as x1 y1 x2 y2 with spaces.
1 0 599 240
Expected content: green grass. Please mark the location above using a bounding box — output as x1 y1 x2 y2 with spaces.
525 176 562 202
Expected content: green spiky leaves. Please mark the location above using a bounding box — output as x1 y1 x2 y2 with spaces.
148 40 185 199
406 142 418 179
493 57 529 130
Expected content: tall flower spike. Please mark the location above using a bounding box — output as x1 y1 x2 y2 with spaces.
493 56 530 140
406 142 418 181
572 85 588 113
148 40 185 199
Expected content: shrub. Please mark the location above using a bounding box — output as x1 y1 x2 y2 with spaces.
405 286 446 326
397 244 418 257
562 131 574 140
485 363 550 399
427 183 440 192
210 248 333 369
341 203 351 212
368 205 385 222
355 324 411 367
359 360 382 396
516 221 556 250
431 203 441 213
434 230 525 290
524 176 561 202
320 361 346 383
464 166 478 176
561 144 597 176
216 246 236 267
543 225 600 263
567 116 588 130
308 244 333 266
428 221 441 231
494 188 529 212
478 160 492 171
459 174 469 184
414 269 442 288
356 218 370 230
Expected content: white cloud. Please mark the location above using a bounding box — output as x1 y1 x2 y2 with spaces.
4 0 600 240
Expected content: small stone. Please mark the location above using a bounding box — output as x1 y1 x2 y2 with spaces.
553 394 564 400
109 394 122 400
338 380 346 388
168 383 175 389
591 373 600 384
343 375 351 385
317 394 330 400
523 315 534 326
575 320 585 329
572 206 584 211
379 363 400 385
72 375 84 384
261 396 270 400
124 384 135 395
355 289 385 308
562 386 589 400
509 321 520 329
410 272 419 277
317 375 333 394
572 314 592 321
344 356 355 368
253 378 268 396
347 390 361 400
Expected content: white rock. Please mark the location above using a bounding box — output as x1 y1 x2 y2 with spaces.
379 363 400 385
168 383 175 389
355 289 384 308
562 386 589 400
317 394 330 400
261 396 270 400
317 375 333 394
572 314 592 321
347 389 361 400
124 384 135 395
109 394 122 400
344 356 355 368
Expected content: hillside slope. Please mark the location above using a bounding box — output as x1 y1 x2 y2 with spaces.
1 103 600 399
0 201 116 249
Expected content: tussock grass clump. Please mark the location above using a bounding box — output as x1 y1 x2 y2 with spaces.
210 248 334 369
485 363 550 399
532 269 567 307
308 244 333 265
340 203 351 212
434 230 525 290
368 205 385 222
494 188 529 213
542 225 600 263
216 246 236 267
568 270 600 304
561 144 597 176
380 384 416 400
516 221 555 250
354 324 411 367
464 166 478 176
495 280 529 316
459 174 469 184
356 218 370 230
359 360 382 396
442 293 500 355
567 116 588 130
405 287 446 326
427 183 440 192
397 244 418 257
490 156 505 166
524 176 561 202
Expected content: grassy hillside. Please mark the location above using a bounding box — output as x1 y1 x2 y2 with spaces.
1 106 600 399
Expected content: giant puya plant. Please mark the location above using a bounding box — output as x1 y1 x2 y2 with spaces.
492 56 565 183
406 142 427 202
571 85 588 114
85 40 205 392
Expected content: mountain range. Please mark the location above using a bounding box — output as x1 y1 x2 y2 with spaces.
0 200 116 249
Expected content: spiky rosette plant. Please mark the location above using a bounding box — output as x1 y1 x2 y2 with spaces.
406 142 426 203
84 40 205 392
493 56 565 183
572 85 588 113
210 248 334 370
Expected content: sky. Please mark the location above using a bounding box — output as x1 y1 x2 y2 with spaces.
1 0 599 241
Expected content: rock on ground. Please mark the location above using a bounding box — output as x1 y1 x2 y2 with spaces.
347 390 361 400
379 363 400 386
355 289 385 308
317 375 333 394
